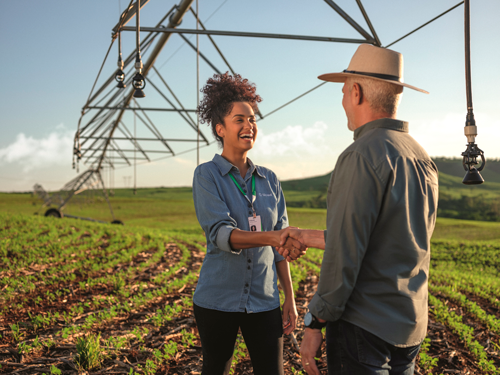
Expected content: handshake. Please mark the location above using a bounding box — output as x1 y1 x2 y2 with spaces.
276 227 325 262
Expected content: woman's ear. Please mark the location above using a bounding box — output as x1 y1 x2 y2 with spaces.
216 123 225 138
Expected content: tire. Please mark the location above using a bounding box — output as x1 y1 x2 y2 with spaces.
111 220 124 225
44 208 63 218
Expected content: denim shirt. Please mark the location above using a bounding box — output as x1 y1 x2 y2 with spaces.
192 154 287 313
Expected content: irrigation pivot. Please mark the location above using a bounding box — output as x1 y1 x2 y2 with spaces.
35 1 469 223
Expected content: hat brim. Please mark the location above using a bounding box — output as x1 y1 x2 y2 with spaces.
318 72 429 94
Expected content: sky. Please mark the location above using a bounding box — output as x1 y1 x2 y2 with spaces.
1 0 500 192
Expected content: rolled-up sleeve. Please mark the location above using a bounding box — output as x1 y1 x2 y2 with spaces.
192 166 241 254
309 151 385 321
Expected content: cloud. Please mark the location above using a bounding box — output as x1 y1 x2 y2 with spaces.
0 128 74 172
250 121 342 181
254 121 331 157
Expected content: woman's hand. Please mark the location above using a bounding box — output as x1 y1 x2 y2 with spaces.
282 297 298 335
277 227 307 261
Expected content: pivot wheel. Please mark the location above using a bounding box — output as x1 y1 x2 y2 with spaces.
44 208 63 218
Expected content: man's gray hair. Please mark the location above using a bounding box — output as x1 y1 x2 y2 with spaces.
346 77 403 116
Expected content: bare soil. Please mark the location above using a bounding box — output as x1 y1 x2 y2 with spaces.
0 243 495 374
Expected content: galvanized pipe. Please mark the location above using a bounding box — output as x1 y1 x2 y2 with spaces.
323 0 375 43
86 106 197 112
120 26 368 44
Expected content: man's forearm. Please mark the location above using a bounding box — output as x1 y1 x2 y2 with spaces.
302 229 326 250
229 229 307 251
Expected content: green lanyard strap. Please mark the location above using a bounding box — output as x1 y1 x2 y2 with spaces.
229 173 256 210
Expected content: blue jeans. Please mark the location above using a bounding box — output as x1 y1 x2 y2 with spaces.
326 320 421 375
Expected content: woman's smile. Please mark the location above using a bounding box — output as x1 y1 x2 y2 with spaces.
218 101 258 152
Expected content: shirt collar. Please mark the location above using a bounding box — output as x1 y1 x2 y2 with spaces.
353 118 409 141
212 154 265 179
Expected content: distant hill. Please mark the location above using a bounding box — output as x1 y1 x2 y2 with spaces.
281 157 500 221
281 173 330 192
282 157 500 192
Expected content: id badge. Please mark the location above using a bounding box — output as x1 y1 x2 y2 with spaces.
248 215 262 232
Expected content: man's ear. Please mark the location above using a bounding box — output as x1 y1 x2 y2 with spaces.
216 123 225 138
352 83 363 105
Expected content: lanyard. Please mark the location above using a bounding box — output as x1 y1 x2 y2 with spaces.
229 173 257 217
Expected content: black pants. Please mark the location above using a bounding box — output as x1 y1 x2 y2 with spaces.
326 320 421 375
193 303 284 375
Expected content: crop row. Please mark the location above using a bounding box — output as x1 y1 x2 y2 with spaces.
431 239 500 271
430 266 500 311
0 215 200 315
5 241 199 343
429 294 500 374
1 213 322 374
429 282 500 336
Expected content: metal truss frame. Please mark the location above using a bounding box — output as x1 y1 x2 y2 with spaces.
39 0 464 223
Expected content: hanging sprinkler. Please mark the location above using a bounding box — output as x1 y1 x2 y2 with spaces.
115 31 126 89
461 0 485 185
133 0 146 98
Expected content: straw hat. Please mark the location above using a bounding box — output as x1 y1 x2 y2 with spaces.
318 44 428 94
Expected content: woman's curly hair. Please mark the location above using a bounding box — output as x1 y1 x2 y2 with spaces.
197 72 262 147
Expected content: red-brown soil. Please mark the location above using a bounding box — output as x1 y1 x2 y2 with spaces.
0 242 495 374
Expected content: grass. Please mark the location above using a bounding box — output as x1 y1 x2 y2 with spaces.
3 188 500 241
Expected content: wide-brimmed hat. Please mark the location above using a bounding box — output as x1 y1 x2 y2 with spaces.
318 44 428 94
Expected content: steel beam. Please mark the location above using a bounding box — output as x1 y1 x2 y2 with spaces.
355 0 381 46
80 136 203 142
385 2 464 48
86 106 197 112
121 26 369 44
323 0 376 44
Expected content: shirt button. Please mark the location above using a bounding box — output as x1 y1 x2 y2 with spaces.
245 283 249 287
247 266 251 270
247 259 251 263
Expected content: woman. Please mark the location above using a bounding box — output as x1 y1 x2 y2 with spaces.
192 72 302 375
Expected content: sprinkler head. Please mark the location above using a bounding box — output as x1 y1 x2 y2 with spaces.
462 167 484 185
461 142 485 185
132 72 146 98
115 69 126 89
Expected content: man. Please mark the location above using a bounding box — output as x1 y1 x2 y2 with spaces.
280 44 439 374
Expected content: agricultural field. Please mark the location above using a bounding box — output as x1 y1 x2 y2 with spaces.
2 189 500 374
0 212 320 374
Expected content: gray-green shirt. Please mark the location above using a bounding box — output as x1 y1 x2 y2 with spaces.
309 118 439 347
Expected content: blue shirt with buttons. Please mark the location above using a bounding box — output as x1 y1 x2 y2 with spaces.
192 154 287 313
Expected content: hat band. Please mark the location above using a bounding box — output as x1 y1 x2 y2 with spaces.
343 70 401 82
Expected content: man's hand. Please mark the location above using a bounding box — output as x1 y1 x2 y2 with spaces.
300 328 323 375
278 228 307 261
280 237 307 262
282 298 298 335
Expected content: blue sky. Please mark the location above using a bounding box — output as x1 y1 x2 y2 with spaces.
1 0 499 191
